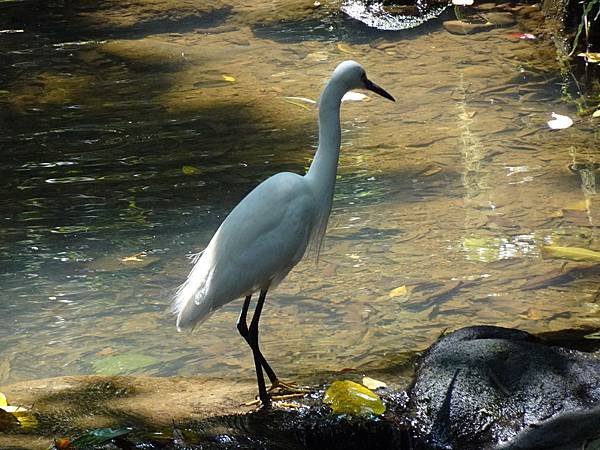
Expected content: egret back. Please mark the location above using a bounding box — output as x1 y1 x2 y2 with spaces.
172 172 318 330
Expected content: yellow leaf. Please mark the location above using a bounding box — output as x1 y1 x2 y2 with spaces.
577 52 600 63
283 99 311 111
222 75 236 82
389 285 408 298
0 392 6 407
120 252 146 263
324 380 385 416
337 43 356 55
182 165 201 175
593 110 600 118
362 376 387 390
563 199 589 212
540 246 600 263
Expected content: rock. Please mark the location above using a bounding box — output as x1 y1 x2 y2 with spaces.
407 326 600 449
482 11 516 26
443 20 494 35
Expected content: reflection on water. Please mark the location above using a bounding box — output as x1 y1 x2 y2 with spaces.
1 0 599 388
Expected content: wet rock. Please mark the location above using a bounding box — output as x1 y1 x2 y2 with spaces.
482 11 516 27
442 20 494 35
407 325 600 449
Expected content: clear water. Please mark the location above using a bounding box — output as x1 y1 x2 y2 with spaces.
1 0 599 388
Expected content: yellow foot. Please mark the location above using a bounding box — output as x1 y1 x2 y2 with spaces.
244 392 306 408
268 379 309 395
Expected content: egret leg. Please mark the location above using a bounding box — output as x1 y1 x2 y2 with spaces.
237 295 278 384
248 288 270 407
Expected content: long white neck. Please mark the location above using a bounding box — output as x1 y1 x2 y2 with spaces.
303 77 347 256
305 78 346 205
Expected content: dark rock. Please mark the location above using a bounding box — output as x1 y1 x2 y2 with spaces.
407 325 600 449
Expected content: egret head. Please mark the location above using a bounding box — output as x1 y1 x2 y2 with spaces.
331 60 395 102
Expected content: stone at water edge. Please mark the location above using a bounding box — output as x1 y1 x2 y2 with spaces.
443 20 494 34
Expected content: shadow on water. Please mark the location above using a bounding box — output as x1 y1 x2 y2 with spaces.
0 0 233 40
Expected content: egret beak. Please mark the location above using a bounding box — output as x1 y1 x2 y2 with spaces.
364 78 395 102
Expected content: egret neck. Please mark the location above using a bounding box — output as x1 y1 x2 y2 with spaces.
305 78 346 240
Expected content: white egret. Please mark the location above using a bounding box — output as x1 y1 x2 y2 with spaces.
172 60 395 407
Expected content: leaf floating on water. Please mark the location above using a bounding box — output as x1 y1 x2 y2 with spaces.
419 164 443 177
0 392 6 407
337 43 356 55
70 427 132 449
323 380 386 416
362 376 388 390
577 52 600 63
541 246 600 263
182 165 201 175
283 99 312 110
547 112 573 130
222 75 236 82
342 91 368 102
54 438 72 450
507 32 535 39
92 353 158 375
593 110 600 118
584 331 600 340
389 285 408 298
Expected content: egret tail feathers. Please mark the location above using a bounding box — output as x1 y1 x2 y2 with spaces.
171 258 215 331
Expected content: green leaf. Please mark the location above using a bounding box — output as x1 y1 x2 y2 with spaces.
541 246 600 263
182 165 201 175
70 427 132 448
323 380 386 416
92 353 158 375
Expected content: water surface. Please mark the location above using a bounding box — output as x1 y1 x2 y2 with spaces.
1 0 599 388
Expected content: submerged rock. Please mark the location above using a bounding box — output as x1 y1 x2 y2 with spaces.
442 20 494 35
407 325 600 449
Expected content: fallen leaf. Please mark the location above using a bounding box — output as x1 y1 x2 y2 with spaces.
362 376 387 390
70 427 132 449
585 331 600 340
518 307 542 320
120 252 147 263
0 392 6 407
389 285 408 298
92 353 158 375
323 380 385 416
419 164 443 176
541 245 600 263
507 32 536 39
593 110 600 118
547 112 573 130
222 75 236 82
54 438 73 450
577 52 600 63
283 99 312 110
182 165 201 175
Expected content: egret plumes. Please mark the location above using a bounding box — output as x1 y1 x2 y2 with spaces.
172 60 394 407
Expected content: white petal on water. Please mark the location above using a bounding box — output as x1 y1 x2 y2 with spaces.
342 91 368 102
547 112 573 130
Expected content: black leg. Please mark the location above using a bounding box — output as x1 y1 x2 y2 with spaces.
237 295 278 384
248 288 270 407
